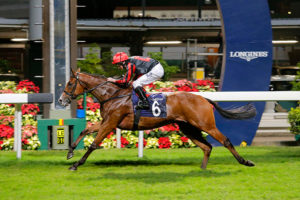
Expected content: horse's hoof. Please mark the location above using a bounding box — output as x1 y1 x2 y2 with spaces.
69 166 77 171
67 152 74 160
245 160 255 167
201 164 207 170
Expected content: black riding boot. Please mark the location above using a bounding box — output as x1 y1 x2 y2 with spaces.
134 86 150 110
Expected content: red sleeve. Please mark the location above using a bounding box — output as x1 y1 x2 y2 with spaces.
116 63 136 84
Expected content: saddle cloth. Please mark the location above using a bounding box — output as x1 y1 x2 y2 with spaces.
131 90 167 118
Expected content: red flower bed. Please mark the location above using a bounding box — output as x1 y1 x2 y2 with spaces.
147 79 215 92
17 80 40 93
87 102 100 112
77 96 100 112
196 80 215 88
21 104 40 115
180 136 189 143
0 89 14 94
158 123 179 132
135 138 147 148
121 136 129 148
22 125 38 138
0 79 42 151
158 137 172 149
22 138 29 145
77 97 94 109
175 79 215 91
0 124 14 139
0 116 14 126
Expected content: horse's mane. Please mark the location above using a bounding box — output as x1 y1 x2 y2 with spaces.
80 72 131 90
80 72 107 79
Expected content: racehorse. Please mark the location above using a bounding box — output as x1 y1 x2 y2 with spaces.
59 68 256 171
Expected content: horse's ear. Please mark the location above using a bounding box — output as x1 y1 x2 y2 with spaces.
70 68 76 77
76 68 81 73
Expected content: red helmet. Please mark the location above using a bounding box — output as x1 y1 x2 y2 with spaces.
112 52 128 64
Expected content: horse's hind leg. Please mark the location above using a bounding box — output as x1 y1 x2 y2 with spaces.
203 127 255 167
178 122 212 169
67 122 101 160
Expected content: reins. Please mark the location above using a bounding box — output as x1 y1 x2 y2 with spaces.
64 72 131 105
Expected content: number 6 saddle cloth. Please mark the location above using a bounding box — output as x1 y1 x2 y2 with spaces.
131 90 167 118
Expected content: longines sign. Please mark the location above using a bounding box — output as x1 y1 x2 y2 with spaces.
229 51 269 62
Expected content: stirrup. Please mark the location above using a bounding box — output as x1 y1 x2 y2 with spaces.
136 100 150 110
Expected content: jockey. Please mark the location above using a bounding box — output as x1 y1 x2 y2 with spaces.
108 52 164 110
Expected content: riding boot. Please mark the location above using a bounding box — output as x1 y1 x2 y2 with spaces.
134 86 150 110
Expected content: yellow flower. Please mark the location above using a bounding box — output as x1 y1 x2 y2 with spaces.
146 138 158 149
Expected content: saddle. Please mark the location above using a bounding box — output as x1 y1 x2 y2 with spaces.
131 90 167 130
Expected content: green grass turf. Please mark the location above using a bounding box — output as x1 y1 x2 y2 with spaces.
0 147 299 200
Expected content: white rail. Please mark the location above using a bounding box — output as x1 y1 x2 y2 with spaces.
0 93 53 159
188 91 300 101
2 92 299 158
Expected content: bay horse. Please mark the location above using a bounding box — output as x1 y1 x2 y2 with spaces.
59 68 256 171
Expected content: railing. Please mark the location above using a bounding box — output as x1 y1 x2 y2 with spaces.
0 94 53 159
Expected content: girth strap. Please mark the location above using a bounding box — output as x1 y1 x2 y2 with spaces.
133 109 141 130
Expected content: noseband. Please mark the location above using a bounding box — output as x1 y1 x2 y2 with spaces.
63 73 108 99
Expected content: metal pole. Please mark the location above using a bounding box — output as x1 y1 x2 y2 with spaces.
194 39 198 69
127 5 131 17
198 0 203 19
186 39 190 79
14 104 22 159
49 0 71 114
142 0 146 17
13 106 17 151
29 0 42 40
138 131 144 158
116 128 121 149
83 93 87 118
49 0 55 110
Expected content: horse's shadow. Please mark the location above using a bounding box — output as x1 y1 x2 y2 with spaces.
83 157 233 183
88 169 232 184
91 157 200 167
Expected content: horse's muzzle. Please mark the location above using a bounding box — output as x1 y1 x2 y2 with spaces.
58 96 71 107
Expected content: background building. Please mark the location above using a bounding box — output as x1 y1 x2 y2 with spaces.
0 0 299 109
0 0 298 146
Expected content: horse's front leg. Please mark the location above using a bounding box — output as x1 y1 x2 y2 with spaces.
67 122 101 160
69 119 116 171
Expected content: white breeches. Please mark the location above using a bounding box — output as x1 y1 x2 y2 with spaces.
132 63 164 88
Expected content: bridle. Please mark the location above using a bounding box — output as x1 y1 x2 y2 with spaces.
63 72 109 99
63 72 131 105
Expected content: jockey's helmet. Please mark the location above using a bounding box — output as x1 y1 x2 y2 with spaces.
112 52 128 64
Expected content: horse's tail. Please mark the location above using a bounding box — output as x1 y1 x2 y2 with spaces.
205 98 257 120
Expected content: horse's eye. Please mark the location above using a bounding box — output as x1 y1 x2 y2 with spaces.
67 82 72 87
